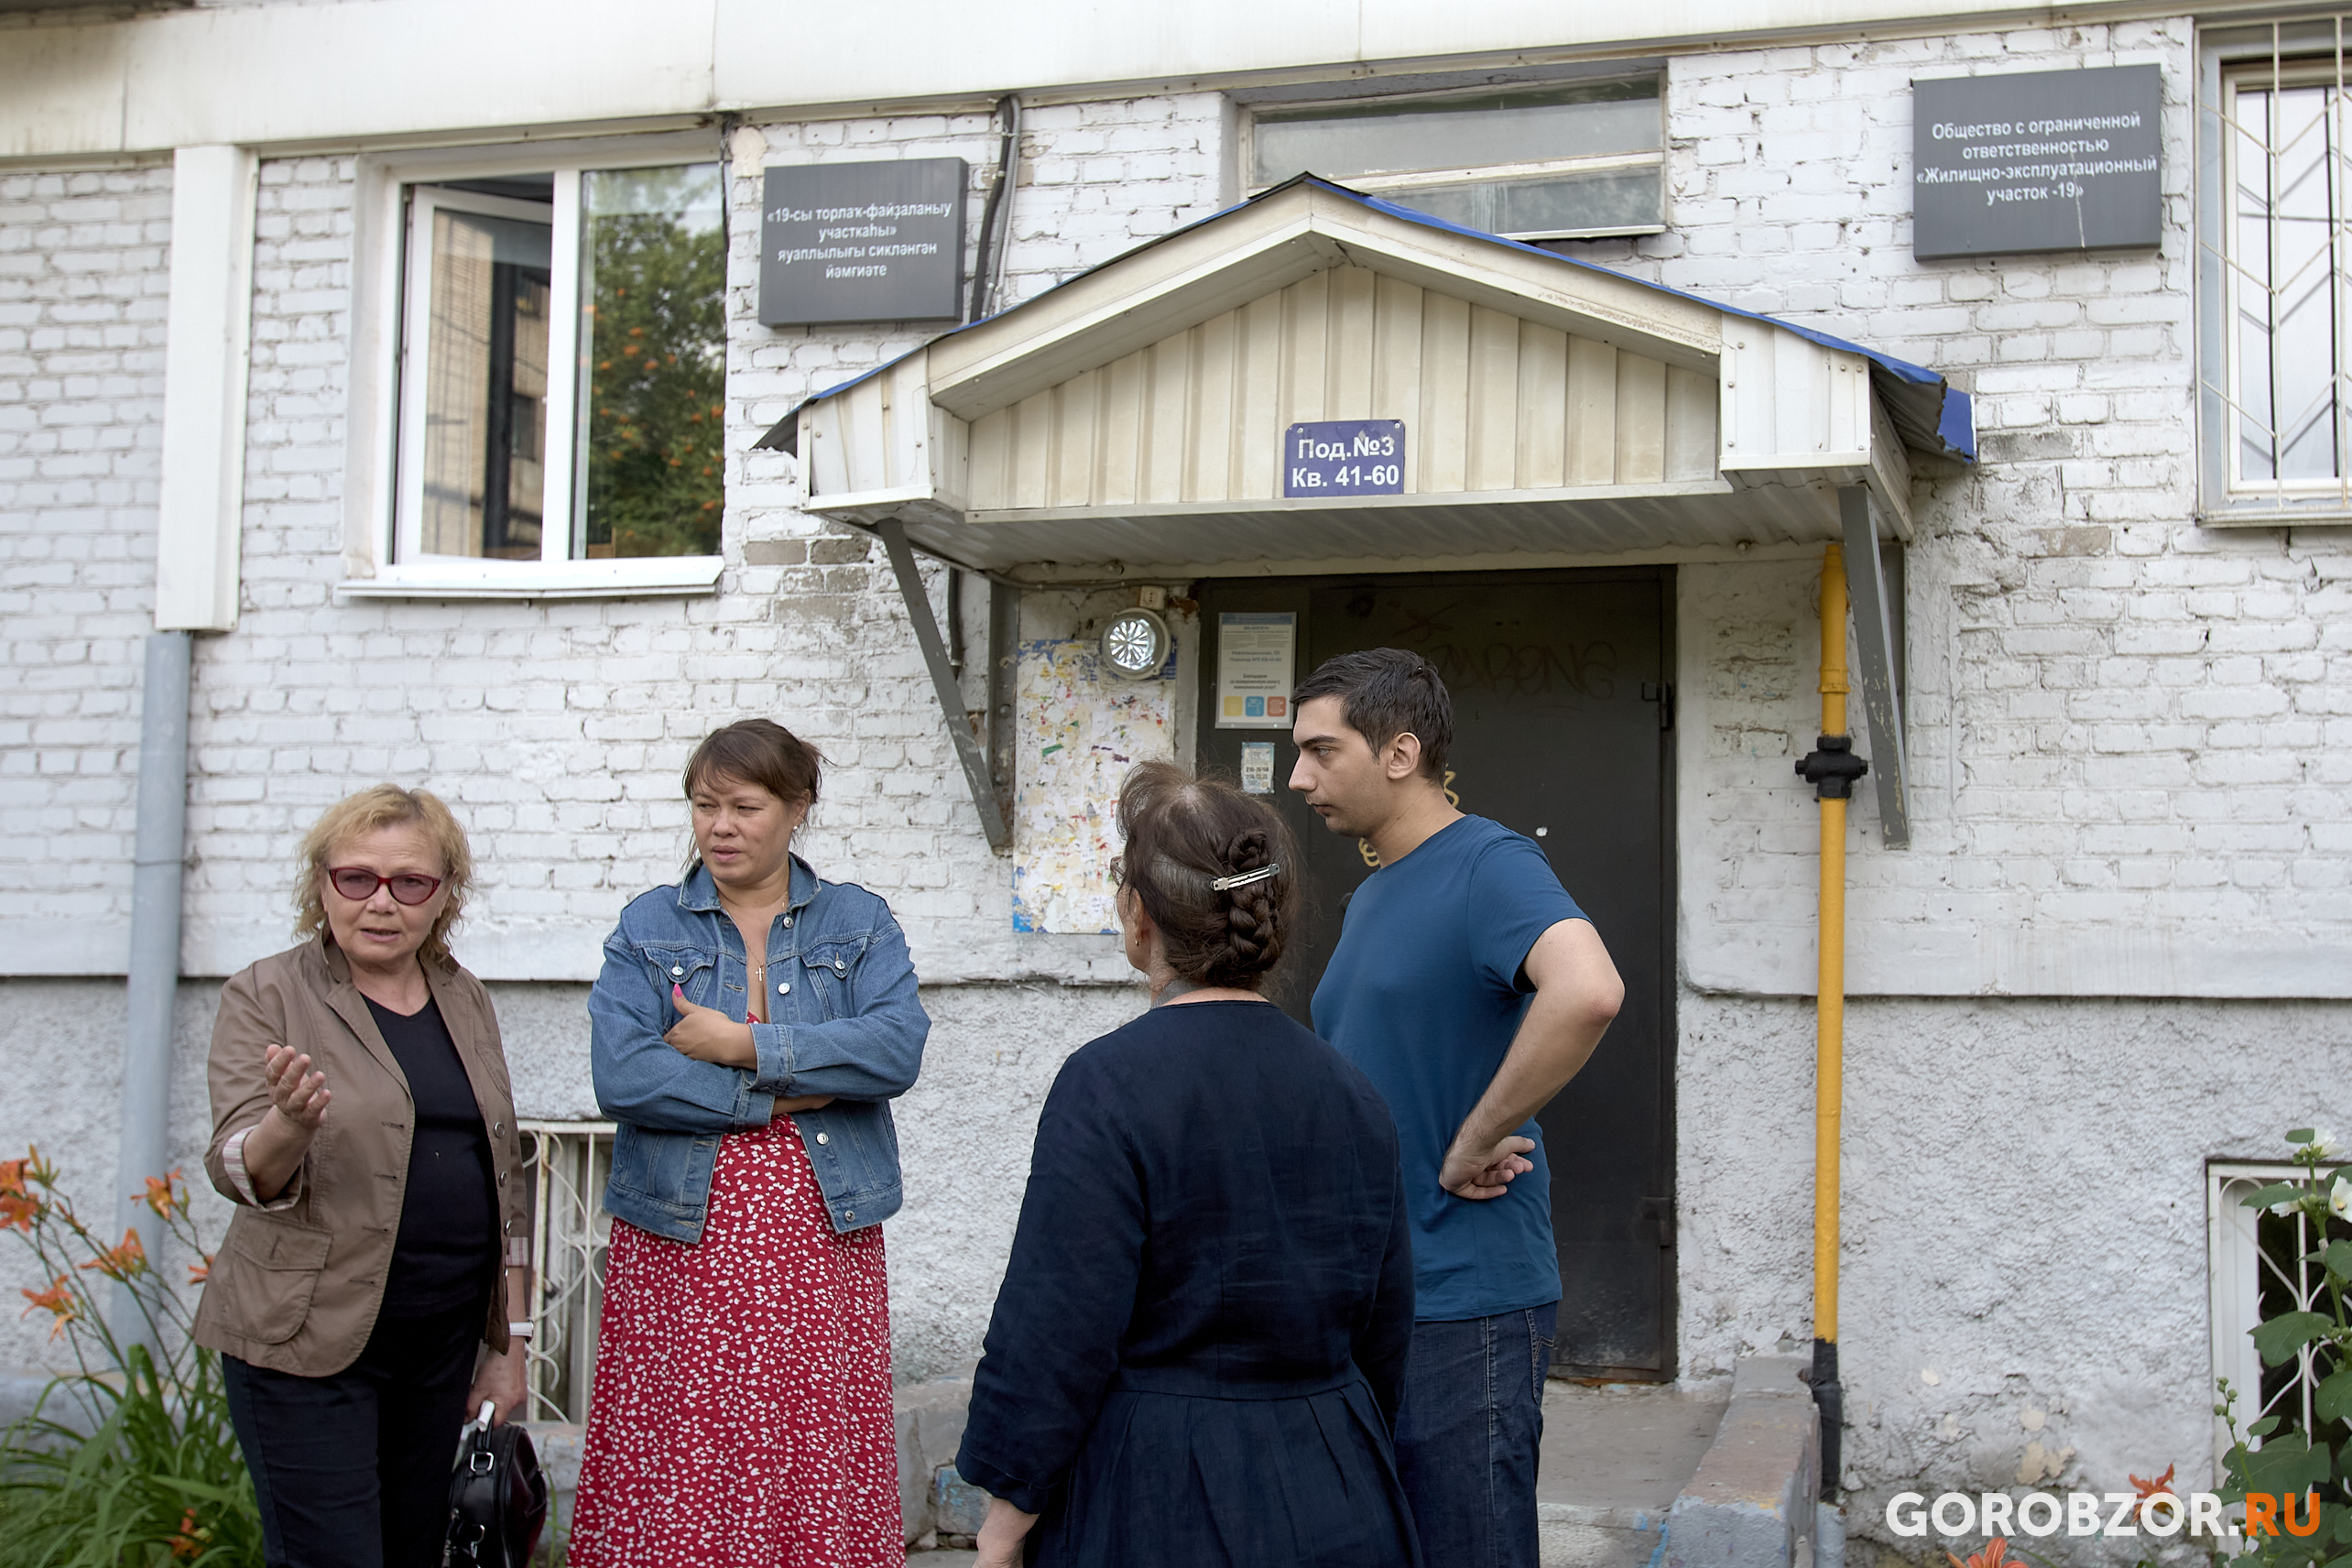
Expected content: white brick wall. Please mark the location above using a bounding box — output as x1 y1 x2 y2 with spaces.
0 165 170 974
155 99 1227 984
1569 20 2352 996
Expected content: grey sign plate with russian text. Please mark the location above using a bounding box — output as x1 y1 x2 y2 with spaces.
759 159 967 325
1912 65 2161 259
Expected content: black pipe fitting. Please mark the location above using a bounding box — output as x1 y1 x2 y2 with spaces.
1796 735 1869 800
1813 1337 1842 1501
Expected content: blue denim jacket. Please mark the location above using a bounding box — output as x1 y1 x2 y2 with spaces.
589 856 929 1242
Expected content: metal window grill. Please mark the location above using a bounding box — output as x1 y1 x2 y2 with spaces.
518 1120 615 1425
2205 21 2352 504
2207 1163 2352 1470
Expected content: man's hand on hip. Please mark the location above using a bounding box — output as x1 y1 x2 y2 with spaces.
1437 919 1625 1203
1441 1132 1535 1200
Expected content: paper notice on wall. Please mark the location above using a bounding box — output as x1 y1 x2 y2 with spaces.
1215 612 1296 729
1240 742 1275 794
1012 638 1174 934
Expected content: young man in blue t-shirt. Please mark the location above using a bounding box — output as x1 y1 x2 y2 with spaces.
1290 648 1624 1568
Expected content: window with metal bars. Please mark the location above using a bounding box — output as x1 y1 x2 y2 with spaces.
2208 1163 2352 1470
2199 18 2352 522
517 1121 615 1426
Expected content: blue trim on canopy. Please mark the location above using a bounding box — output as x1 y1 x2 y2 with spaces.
758 174 1974 466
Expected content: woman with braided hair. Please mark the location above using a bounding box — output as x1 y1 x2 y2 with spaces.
956 761 1421 1568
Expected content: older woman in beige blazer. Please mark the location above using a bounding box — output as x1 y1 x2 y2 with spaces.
194 784 532 1568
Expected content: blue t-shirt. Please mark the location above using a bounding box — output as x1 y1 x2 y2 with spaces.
1312 814 1587 1322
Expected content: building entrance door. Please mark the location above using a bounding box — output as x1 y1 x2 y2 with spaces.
1192 567 1676 1378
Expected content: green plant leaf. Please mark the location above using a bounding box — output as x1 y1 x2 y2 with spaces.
2291 1128 2319 1145
2255 1312 2337 1367
2325 1241 2352 1281
2247 1182 2309 1211
2251 1415 2283 1437
2240 1432 2334 1496
2319 1369 2352 1426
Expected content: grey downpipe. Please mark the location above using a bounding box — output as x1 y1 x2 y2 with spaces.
967 93 1022 322
114 630 191 1340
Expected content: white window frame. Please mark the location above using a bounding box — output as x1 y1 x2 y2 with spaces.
2197 17 2352 526
341 134 726 600
1237 78 1668 243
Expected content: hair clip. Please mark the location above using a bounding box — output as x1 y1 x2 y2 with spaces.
1211 863 1282 891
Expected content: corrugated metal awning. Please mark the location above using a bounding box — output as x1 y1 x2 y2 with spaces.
755 176 1973 576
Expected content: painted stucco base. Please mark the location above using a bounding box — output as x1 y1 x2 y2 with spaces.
1677 989 2352 1558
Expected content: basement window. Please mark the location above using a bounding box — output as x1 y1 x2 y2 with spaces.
517 1121 615 1424
1246 79 1666 241
2206 1161 2352 1473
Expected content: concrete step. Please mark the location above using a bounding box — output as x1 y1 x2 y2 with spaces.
1539 1380 1729 1568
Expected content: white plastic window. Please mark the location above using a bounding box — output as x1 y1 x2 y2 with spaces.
355 152 728 597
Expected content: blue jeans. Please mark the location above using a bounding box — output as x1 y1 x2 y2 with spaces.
1392 1301 1558 1568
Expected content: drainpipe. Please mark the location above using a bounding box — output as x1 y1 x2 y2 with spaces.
1796 543 1867 1500
114 630 191 1341
113 143 256 1337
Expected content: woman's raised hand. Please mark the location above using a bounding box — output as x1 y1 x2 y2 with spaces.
263 1043 331 1130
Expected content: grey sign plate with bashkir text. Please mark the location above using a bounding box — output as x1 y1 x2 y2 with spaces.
759 159 967 325
1912 64 2161 259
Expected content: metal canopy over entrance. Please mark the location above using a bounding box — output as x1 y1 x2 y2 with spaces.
759 175 1976 848
760 176 1973 575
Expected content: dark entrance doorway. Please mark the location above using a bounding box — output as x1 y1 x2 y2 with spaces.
1192 567 1676 1378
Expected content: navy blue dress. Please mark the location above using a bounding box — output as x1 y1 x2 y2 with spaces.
956 999 1421 1567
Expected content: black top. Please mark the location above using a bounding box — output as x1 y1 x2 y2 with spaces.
365 995 497 1315
956 1000 1419 1567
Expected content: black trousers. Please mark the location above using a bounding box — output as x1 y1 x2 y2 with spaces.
222 1293 487 1568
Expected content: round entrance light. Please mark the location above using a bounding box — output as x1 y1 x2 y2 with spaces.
1100 607 1171 680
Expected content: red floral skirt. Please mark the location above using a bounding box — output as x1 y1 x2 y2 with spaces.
569 1116 899 1567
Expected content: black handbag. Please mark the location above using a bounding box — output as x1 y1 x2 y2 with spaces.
443 1400 550 1568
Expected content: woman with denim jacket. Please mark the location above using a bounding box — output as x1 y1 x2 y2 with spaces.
569 719 931 1568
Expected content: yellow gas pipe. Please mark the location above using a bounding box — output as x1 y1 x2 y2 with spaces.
1800 542 1861 1501
1815 544 1847 1352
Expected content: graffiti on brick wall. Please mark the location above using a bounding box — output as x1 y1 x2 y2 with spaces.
1011 639 1173 934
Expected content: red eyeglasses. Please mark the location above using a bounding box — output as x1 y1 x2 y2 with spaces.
326 867 444 906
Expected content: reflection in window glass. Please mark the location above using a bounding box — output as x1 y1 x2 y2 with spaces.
1253 82 1661 186
1378 168 1665 236
2231 83 2346 484
575 166 726 559
422 210 551 560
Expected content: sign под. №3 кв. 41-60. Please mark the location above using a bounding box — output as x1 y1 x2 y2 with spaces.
1283 420 1405 497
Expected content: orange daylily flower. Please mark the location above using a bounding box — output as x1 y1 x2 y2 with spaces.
2130 1465 2178 1501
76 1227 147 1280
21 1275 78 1337
1948 1538 2016 1568
140 1170 186 1218
188 1253 213 1286
0 1191 38 1232
167 1506 204 1558
0 1157 26 1197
